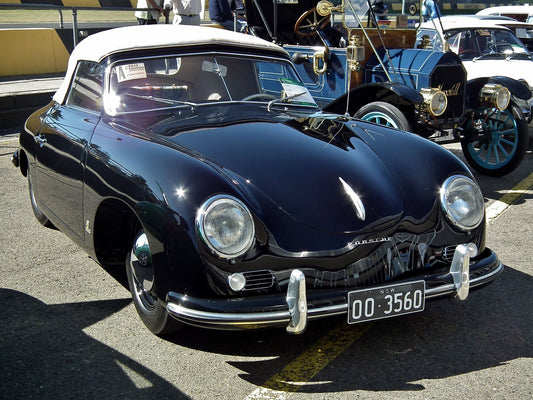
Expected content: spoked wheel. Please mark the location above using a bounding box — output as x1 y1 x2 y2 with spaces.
126 230 181 335
294 7 331 37
461 103 529 176
354 101 412 131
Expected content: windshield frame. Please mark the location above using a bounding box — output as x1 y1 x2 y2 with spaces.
339 0 422 30
103 50 316 116
444 27 531 60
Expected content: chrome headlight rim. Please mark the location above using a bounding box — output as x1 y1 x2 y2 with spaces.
196 195 255 259
440 175 485 231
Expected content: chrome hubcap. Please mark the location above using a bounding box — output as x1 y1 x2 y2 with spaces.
129 232 156 311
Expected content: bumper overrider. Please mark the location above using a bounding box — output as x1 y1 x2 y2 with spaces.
166 244 502 334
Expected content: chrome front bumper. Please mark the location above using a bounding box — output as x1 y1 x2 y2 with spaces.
166 244 503 334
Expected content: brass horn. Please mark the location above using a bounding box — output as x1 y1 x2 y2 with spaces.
316 0 343 17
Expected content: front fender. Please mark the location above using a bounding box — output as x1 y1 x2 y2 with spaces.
465 76 532 109
323 82 422 115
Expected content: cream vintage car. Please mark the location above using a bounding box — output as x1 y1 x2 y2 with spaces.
418 15 533 91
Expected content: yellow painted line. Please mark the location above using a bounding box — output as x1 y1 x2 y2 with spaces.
486 173 533 224
243 322 371 400
244 172 533 400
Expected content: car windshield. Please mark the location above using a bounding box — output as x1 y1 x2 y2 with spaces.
445 28 530 60
104 53 316 115
339 0 420 29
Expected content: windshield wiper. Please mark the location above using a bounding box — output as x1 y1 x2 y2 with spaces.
473 52 506 61
122 92 197 109
267 91 310 112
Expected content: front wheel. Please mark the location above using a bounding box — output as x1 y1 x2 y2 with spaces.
461 103 529 176
126 230 182 336
28 166 55 228
354 101 412 131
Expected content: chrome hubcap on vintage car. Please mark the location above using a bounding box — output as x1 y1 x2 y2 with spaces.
129 232 156 311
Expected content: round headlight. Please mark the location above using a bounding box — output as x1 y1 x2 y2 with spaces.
196 195 255 259
420 88 447 117
480 83 510 111
440 175 485 231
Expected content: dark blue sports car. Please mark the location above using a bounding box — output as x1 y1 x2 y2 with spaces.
13 24 502 336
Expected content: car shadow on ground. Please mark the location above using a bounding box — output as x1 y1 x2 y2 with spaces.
150 263 532 394
0 289 190 400
225 265 532 393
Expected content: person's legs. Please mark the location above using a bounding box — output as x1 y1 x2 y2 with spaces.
178 15 200 25
212 19 234 30
137 18 158 25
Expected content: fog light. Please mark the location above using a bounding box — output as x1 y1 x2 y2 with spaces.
228 273 246 291
466 242 478 258
480 83 510 110
420 88 447 116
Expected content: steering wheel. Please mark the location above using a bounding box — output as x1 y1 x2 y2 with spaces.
241 93 277 101
294 7 331 37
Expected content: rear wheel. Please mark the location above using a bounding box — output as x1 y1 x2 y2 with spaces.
461 102 529 176
126 230 181 336
354 101 411 131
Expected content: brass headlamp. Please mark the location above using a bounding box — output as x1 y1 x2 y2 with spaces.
346 35 365 71
420 88 447 117
479 83 510 111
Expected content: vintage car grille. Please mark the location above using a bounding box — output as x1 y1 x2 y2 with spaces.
429 64 466 120
442 244 459 262
242 270 275 291
223 235 468 294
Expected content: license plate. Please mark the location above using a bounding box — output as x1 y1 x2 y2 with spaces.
347 281 425 324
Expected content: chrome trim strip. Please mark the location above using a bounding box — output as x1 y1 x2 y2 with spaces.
426 261 504 298
166 262 504 328
166 303 291 325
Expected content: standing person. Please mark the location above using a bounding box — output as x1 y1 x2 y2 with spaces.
135 0 165 25
164 0 202 25
209 0 246 32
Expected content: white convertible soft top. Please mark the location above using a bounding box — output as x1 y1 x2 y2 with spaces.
53 24 287 103
419 15 516 32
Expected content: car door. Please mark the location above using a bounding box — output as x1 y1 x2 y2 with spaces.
34 61 103 240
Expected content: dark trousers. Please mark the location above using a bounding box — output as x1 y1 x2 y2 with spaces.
137 18 158 25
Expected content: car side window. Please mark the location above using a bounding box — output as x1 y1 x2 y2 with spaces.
66 61 104 112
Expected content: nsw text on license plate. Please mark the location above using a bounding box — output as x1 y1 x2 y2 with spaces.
347 281 425 324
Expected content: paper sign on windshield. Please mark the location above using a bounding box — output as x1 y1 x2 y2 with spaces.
116 63 147 82
279 78 317 106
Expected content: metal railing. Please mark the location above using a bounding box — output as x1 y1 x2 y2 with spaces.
0 3 165 46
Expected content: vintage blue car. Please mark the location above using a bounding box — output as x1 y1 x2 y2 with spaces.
244 0 530 176
12 24 502 336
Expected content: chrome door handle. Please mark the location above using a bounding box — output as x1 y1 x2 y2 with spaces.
35 134 47 148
